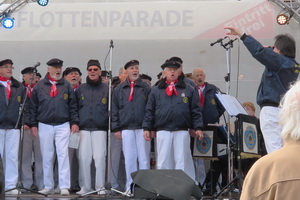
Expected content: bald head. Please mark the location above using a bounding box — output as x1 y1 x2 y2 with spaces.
192 68 206 86
118 67 128 82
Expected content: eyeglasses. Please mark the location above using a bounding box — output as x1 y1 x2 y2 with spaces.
0 65 14 69
88 68 99 72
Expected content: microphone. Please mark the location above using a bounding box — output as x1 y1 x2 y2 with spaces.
110 40 114 48
223 38 238 47
210 37 227 46
32 62 41 68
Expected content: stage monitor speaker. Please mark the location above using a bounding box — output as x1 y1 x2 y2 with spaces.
131 169 202 200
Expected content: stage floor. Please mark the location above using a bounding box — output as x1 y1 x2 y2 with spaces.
4 192 240 200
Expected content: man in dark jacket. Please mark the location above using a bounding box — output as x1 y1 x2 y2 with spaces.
75 59 109 195
112 60 151 194
143 61 203 181
192 68 224 125
192 67 225 195
63 67 82 90
21 67 44 191
225 27 299 153
0 59 25 195
30 58 79 196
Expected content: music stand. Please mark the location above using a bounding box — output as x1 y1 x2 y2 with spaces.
214 94 248 198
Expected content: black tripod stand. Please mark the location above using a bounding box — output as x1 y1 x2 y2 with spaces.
5 66 47 197
214 114 260 198
214 117 243 199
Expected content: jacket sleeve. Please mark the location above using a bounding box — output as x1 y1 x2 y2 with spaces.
190 86 203 130
29 85 39 127
142 88 156 131
215 86 225 118
243 35 286 71
68 85 79 125
111 87 120 132
23 95 31 127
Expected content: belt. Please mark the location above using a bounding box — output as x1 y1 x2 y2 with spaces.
260 102 279 108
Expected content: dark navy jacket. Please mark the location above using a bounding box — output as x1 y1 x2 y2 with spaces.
0 77 25 129
75 78 109 131
29 74 79 126
242 35 299 107
201 82 225 125
112 78 151 132
143 78 203 131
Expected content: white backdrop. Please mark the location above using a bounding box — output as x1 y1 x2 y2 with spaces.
1 0 300 112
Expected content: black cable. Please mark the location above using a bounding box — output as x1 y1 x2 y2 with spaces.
103 46 111 72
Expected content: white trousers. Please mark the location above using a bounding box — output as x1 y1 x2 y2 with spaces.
68 147 80 190
78 130 107 191
156 130 196 181
21 129 44 190
0 129 20 190
193 158 206 185
260 106 282 153
110 132 124 189
122 129 150 191
38 122 70 189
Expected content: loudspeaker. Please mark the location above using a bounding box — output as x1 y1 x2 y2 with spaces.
134 185 170 199
131 170 202 200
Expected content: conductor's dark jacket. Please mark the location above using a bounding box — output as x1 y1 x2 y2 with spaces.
242 35 299 107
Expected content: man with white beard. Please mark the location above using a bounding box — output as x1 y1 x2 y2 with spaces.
30 58 79 196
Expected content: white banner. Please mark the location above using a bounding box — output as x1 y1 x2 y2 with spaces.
0 0 273 41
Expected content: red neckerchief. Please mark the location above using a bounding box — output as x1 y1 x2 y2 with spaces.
128 79 136 101
23 82 36 98
165 80 178 96
73 83 80 90
198 83 206 108
47 74 58 97
0 76 12 100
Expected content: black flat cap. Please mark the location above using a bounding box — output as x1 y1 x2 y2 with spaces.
124 60 139 69
161 61 181 70
112 76 120 86
157 72 162 79
36 72 42 78
63 67 82 76
0 59 13 66
87 59 101 69
168 56 183 64
46 58 63 67
21 67 35 74
140 73 152 81
101 70 109 77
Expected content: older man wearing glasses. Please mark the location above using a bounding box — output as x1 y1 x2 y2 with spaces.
75 59 109 195
0 59 26 195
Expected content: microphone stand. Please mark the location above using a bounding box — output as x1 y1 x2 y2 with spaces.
80 40 115 197
5 66 47 197
211 38 238 198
